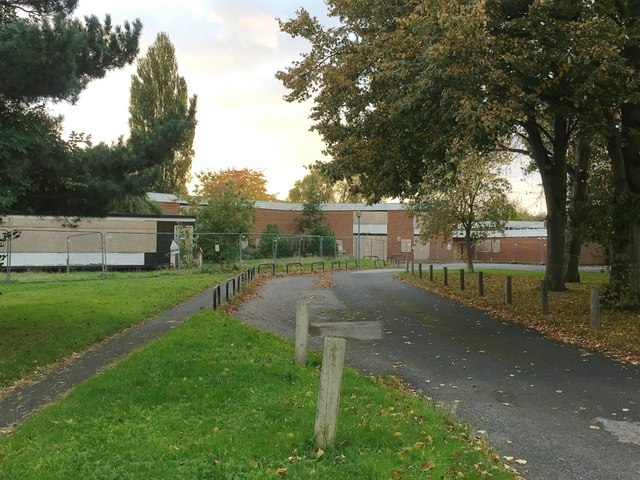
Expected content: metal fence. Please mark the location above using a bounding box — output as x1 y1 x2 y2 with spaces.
2 229 391 282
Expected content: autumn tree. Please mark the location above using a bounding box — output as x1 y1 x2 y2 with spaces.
278 1 635 294
410 153 515 273
0 0 151 216
195 168 277 201
129 32 197 195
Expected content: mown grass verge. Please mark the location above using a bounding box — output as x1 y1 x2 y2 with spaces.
400 268 640 364
0 272 226 389
0 311 517 479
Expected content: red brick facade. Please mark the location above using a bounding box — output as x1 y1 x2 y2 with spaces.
161 198 606 266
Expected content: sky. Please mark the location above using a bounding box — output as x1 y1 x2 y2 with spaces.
52 0 545 212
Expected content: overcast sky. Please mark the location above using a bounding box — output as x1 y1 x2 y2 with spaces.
52 0 544 212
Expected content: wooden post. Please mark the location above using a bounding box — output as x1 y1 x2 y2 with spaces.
411 261 415 275
590 288 600 330
314 337 346 449
443 267 448 286
429 264 434 282
477 272 484 297
504 276 512 305
418 263 423 279
459 269 465 290
540 280 549 315
295 301 310 366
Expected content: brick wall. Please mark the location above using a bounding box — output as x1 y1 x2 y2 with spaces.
254 208 300 235
387 210 415 261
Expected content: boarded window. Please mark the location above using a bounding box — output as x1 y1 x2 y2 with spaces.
477 240 491 252
492 239 501 253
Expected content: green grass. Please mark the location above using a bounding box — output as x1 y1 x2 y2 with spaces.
0 272 226 388
0 311 516 479
400 268 640 364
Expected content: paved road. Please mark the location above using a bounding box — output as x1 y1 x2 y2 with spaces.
235 269 640 480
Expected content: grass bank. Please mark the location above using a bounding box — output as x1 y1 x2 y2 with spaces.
0 272 225 389
400 268 640 364
0 311 517 479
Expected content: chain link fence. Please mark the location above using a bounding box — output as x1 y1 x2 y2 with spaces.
3 229 388 283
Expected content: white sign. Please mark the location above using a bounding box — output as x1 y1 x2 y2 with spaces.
170 240 180 254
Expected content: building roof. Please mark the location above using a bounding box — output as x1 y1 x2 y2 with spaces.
254 201 406 212
147 192 190 205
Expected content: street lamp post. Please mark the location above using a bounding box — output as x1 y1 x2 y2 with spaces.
355 210 362 263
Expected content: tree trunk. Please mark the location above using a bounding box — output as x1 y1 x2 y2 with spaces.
464 228 475 273
607 103 640 307
523 115 569 291
564 134 591 283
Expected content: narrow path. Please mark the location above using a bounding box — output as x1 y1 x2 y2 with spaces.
0 286 217 430
234 269 640 480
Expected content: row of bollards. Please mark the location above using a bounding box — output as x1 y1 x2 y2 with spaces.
410 263 602 330
212 267 256 310
295 300 346 450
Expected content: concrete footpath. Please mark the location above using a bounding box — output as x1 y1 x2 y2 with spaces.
0 286 217 430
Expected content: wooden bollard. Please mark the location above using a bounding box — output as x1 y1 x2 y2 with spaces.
295 301 310 366
411 262 415 275
504 276 512 304
429 264 434 282
590 288 600 329
459 269 465 290
477 272 484 297
314 337 346 449
443 267 448 286
540 280 549 315
418 263 423 279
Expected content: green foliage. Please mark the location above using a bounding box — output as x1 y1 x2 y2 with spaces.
288 168 364 203
194 186 256 265
0 5 141 103
257 224 294 259
410 153 514 272
0 1 190 217
129 32 197 195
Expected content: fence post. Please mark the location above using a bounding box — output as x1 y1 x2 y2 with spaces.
443 267 448 286
295 301 310 366
459 269 465 291
429 264 434 282
590 288 601 329
477 272 484 297
540 280 549 315
418 263 423 279
411 261 415 275
504 276 513 305
314 337 346 450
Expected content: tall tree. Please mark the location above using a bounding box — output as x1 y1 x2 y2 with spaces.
129 32 197 195
278 1 630 293
195 168 277 201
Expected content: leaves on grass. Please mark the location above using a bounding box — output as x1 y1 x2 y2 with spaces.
399 272 640 365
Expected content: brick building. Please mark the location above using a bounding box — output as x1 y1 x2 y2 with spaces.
252 202 606 265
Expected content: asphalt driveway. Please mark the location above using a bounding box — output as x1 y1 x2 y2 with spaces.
234 269 640 480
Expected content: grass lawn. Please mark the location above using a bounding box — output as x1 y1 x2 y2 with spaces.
400 267 640 364
0 311 517 479
0 271 226 389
